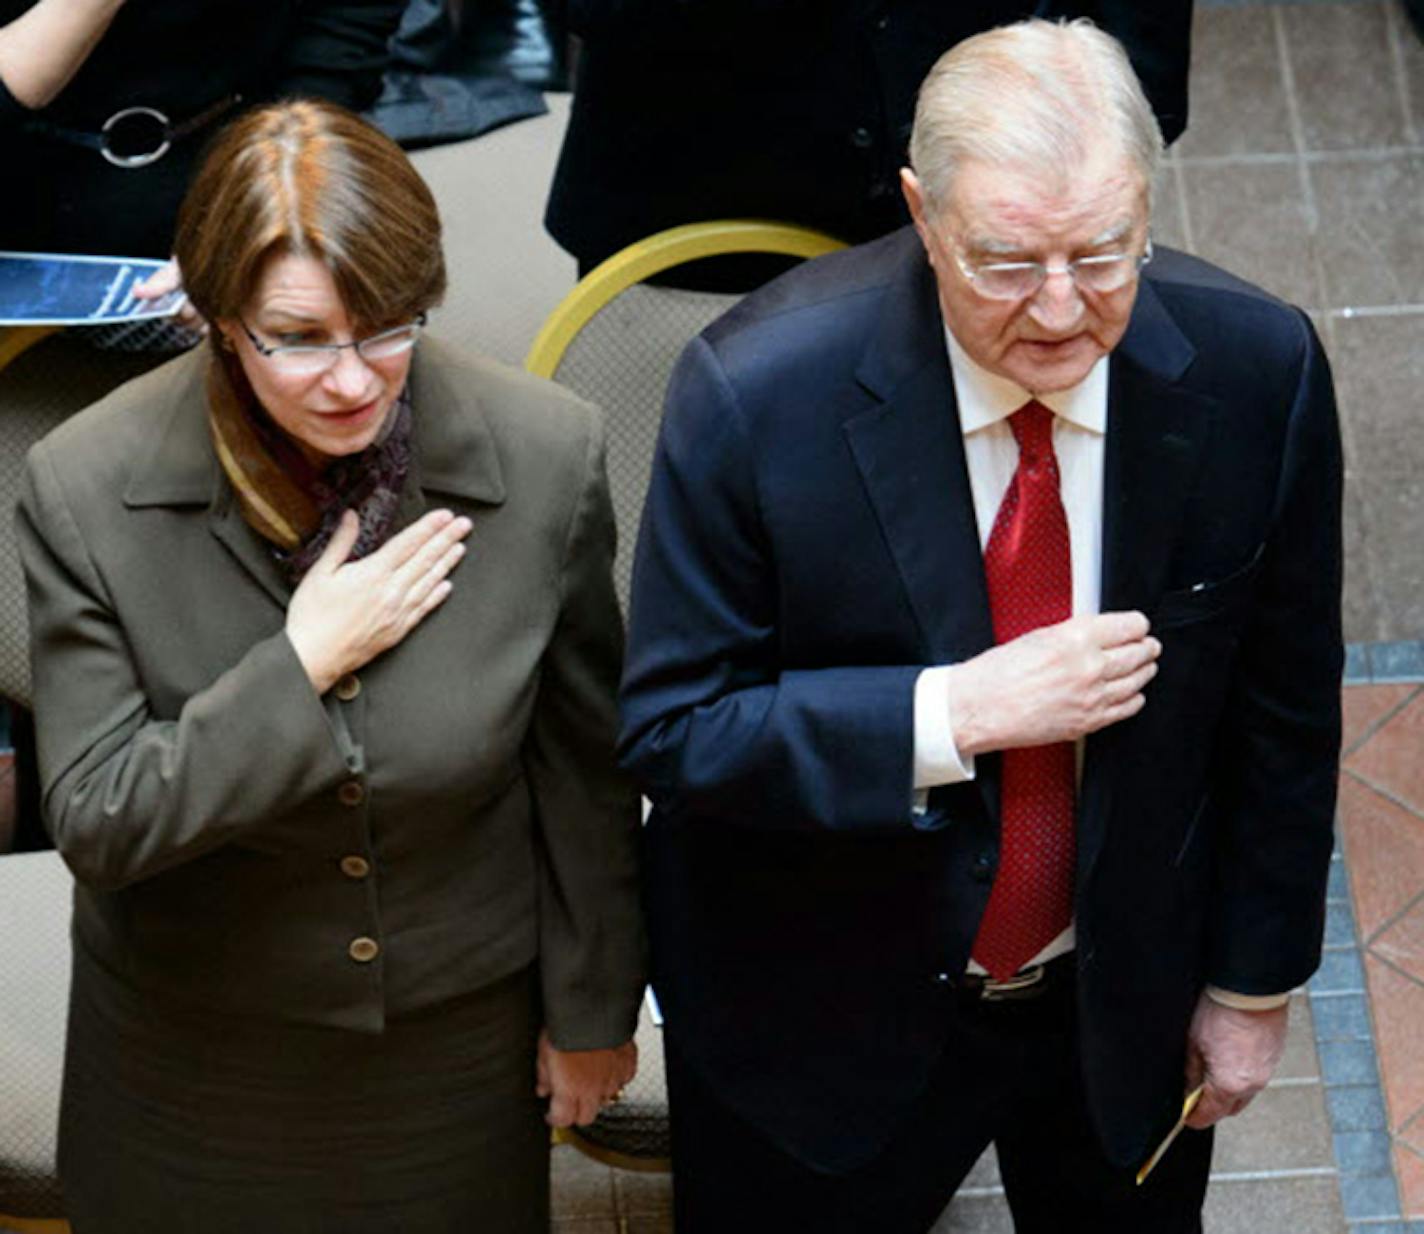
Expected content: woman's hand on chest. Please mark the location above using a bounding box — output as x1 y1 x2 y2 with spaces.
286 508 473 695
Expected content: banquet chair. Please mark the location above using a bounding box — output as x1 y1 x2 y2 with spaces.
525 219 845 1169
0 325 76 1233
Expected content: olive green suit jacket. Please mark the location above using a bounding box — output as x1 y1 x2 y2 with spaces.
17 337 644 1049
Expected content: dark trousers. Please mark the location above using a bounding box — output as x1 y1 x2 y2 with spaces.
665 970 1213 1234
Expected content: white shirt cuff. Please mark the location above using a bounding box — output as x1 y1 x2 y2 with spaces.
913 666 975 789
1204 985 1292 1012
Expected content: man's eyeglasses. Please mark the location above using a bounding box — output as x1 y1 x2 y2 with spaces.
239 312 427 377
955 238 1153 301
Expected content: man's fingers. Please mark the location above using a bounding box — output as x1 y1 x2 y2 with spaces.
1090 609 1151 648
1185 1081 1252 1129
1102 660 1158 705
1086 692 1147 734
1184 1086 1229 1129
1102 637 1161 680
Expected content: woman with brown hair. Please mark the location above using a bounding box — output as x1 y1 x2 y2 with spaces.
16 99 643 1233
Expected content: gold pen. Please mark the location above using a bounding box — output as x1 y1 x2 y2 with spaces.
1136 1086 1204 1186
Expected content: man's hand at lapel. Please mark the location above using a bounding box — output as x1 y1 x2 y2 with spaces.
945 610 1161 755
1182 994 1290 1129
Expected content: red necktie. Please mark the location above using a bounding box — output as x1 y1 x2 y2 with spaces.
970 400 1077 980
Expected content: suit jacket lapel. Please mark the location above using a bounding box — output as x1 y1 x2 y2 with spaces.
1099 279 1214 615
119 352 294 610
844 237 999 822
845 239 995 671
1080 275 1218 879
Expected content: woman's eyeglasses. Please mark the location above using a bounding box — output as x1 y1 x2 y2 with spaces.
239 312 427 376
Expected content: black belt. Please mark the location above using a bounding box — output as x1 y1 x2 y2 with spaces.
952 952 1076 1003
23 94 243 169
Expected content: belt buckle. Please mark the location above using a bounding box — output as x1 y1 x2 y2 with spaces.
101 106 171 169
979 963 1046 1002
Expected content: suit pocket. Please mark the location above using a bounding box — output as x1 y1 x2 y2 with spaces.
1152 543 1265 631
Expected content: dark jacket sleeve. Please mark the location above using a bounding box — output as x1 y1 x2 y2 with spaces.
277 0 404 110
16 440 353 893
1206 312 1343 996
618 335 923 835
525 409 645 1050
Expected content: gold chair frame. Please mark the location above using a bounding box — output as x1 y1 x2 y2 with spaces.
525 218 844 377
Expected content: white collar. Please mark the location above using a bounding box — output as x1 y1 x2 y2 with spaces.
943 326 1108 437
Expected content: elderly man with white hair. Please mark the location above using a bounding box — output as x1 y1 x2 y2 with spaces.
619 17 1343 1234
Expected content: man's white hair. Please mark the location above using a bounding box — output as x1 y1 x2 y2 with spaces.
908 18 1163 214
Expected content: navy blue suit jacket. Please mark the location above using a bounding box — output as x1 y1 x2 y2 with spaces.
618 228 1343 1173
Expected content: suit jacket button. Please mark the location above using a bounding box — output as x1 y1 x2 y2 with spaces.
972 853 995 883
334 674 361 702
932 971 951 986
850 125 874 148
338 780 366 807
340 855 371 880
348 936 380 963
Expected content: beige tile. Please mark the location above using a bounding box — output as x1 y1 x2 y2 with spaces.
1178 161 1320 306
1212 1082 1335 1173
614 1166 674 1217
1342 474 1386 644
1201 1175 1346 1234
932 1193 1015 1234
1177 7 1295 158
550 1143 617 1220
1312 156 1424 307
624 1216 676 1234
1151 166 1191 254
962 1143 1000 1191
1328 313 1424 642
1282 2 1411 151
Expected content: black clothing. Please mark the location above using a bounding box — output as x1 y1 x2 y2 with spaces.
0 0 403 256
666 975 1215 1234
545 1 1193 275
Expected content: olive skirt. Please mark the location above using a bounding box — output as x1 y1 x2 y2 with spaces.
58 945 550 1234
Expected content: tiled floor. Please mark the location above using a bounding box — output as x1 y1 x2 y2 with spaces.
1339 683 1424 1221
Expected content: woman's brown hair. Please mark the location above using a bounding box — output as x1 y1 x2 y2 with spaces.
174 99 446 329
